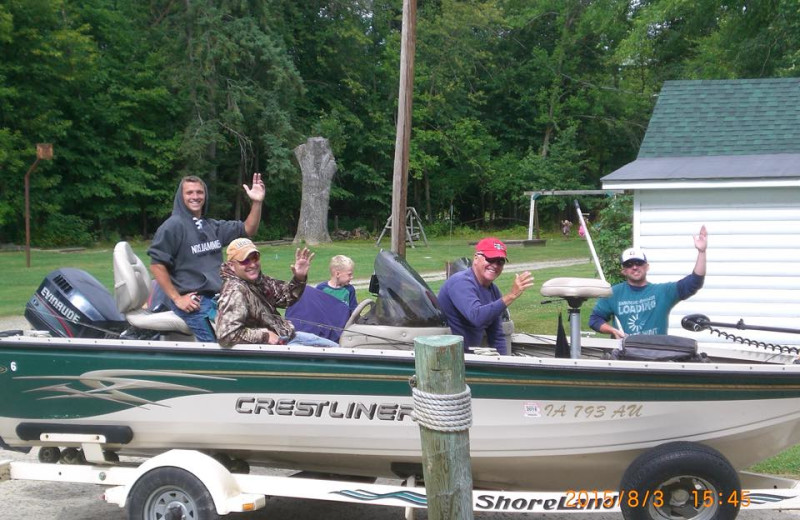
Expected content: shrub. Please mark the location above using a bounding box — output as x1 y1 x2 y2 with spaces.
253 222 292 241
424 220 473 238
35 215 95 248
592 195 633 285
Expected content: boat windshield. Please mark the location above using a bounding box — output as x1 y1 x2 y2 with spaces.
361 251 447 327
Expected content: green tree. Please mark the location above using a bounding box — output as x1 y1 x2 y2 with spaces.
480 0 645 226
0 0 180 244
685 0 800 78
276 0 400 231
146 0 303 238
616 0 800 85
592 193 633 284
411 0 504 224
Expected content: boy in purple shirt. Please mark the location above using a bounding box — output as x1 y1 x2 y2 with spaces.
437 238 534 355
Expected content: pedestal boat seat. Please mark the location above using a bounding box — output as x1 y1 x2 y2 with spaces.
113 241 194 340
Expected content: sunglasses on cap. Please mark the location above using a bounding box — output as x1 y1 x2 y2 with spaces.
477 253 506 266
237 252 261 266
622 259 646 268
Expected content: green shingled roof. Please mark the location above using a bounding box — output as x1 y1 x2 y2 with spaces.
638 78 800 158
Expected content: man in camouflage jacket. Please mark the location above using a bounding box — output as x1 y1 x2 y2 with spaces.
216 238 338 348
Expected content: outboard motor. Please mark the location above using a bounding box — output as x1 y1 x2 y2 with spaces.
24 267 127 338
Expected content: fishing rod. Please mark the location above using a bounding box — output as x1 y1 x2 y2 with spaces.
574 200 604 281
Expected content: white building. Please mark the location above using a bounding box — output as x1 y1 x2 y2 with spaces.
601 78 800 348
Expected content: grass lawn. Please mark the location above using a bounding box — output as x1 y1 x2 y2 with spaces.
2 229 799 477
0 230 595 324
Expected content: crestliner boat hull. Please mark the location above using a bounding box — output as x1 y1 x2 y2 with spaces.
2 334 800 491
5 247 800 499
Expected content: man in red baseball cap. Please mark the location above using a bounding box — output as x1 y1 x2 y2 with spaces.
437 237 534 355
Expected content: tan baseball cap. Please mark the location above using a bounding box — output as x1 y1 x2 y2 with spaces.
226 238 260 262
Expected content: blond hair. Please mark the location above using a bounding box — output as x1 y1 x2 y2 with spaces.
329 255 354 273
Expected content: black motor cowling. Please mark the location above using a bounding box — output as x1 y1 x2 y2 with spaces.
24 268 127 338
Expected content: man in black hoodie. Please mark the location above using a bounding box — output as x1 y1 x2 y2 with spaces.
147 173 265 341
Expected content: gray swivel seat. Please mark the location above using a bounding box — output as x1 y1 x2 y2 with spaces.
112 241 194 341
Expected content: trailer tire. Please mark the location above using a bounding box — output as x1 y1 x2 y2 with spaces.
38 446 61 463
60 447 85 465
619 441 740 520
127 467 220 520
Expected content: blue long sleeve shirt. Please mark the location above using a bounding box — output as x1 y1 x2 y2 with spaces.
437 268 508 354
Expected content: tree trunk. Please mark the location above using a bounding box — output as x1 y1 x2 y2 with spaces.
293 137 337 245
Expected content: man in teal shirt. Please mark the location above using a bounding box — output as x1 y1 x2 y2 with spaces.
589 226 708 338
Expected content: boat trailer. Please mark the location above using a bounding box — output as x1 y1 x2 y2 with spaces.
3 447 800 520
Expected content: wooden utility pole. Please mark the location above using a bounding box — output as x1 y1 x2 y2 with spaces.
390 0 417 257
25 143 53 267
413 335 474 519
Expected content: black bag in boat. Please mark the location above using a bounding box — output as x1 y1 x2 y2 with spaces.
612 335 708 362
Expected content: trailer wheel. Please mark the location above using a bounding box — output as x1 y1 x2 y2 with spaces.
61 447 85 465
103 450 120 463
127 467 219 520
619 442 740 520
38 446 61 464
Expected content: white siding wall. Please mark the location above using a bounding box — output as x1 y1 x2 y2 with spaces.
634 187 800 348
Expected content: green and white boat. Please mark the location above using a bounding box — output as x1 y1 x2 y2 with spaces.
2 247 800 519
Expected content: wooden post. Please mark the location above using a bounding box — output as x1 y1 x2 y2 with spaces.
390 0 417 258
413 335 473 520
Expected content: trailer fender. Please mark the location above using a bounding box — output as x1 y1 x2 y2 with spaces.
103 449 264 515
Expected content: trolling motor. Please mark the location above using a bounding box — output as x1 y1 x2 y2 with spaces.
682 314 800 335
682 314 800 354
681 314 712 332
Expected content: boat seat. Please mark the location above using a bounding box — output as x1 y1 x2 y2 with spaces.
540 277 611 308
541 278 612 359
112 241 193 337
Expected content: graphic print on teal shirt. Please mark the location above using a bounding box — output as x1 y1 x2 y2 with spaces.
599 282 680 335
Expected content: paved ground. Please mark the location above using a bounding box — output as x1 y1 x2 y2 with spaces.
0 315 27 332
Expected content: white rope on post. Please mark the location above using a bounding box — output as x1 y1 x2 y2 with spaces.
410 381 472 432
